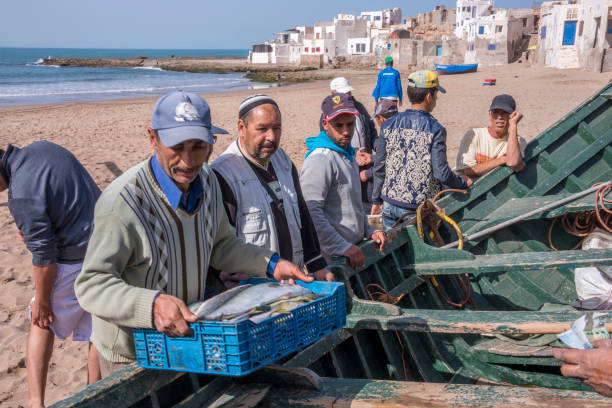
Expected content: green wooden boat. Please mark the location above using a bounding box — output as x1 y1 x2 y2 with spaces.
53 83 612 406
284 80 612 390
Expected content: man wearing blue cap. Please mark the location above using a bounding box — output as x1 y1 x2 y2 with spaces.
456 94 526 178
75 91 313 377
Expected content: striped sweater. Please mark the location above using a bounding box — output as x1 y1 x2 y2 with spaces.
75 159 273 362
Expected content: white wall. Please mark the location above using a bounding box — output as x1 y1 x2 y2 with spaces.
251 52 271 64
348 37 371 54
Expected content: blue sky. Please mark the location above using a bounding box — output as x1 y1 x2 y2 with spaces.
1 1 535 49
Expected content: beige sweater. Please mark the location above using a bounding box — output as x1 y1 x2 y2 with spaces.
75 159 273 362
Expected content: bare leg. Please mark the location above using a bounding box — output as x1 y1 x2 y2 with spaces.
87 342 101 384
26 323 55 408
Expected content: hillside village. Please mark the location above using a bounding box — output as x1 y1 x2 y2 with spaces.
249 0 612 72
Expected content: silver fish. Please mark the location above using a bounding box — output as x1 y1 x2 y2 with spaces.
204 282 312 321
192 284 252 320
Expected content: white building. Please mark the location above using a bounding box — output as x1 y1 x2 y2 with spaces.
456 0 494 38
464 9 525 65
537 0 612 71
360 8 402 29
348 37 371 54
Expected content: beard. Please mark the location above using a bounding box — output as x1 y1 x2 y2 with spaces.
254 141 278 160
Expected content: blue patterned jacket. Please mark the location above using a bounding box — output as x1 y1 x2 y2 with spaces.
372 109 466 209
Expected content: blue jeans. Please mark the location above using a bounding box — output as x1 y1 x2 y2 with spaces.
381 202 415 231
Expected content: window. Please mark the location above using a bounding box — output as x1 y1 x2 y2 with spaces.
374 15 381 21
496 25 503 33
488 44 496 50
522 18 527 27
305 47 309 52
541 26 547 39
316 47 321 52
478 26 485 35
562 21 577 46
566 8 578 20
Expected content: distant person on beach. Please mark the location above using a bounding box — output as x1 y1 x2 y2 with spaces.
455 94 526 178
301 93 387 269
372 56 403 107
75 91 313 377
371 70 472 230
553 340 612 397
211 94 333 285
0 142 101 408
319 77 379 213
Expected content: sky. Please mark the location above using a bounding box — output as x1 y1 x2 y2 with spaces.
1 1 536 49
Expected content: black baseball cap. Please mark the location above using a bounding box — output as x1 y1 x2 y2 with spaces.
321 93 358 121
489 94 516 113
374 99 398 119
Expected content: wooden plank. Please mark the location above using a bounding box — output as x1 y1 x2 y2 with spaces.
407 249 612 276
258 377 612 407
205 383 270 408
283 329 353 369
346 310 612 335
471 339 553 357
388 275 426 298
173 378 232 408
50 364 184 408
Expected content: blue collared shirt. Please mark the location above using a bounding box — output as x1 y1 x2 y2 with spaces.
151 155 278 276
151 155 203 213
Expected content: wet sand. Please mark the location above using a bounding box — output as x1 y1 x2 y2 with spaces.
0 63 609 407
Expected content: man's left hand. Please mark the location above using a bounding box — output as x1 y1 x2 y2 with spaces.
509 111 523 126
313 268 335 282
219 271 253 289
553 339 612 397
273 259 314 284
371 230 387 251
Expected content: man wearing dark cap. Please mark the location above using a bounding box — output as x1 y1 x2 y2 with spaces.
75 91 314 377
456 94 526 178
211 94 333 284
320 77 379 213
372 70 471 230
300 94 387 270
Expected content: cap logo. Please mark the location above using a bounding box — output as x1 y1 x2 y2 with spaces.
174 102 200 122
332 95 341 104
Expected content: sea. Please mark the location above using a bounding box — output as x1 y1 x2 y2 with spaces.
0 47 258 107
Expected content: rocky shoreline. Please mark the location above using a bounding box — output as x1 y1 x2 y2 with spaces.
39 57 365 83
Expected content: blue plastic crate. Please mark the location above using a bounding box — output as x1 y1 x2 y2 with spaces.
133 280 346 376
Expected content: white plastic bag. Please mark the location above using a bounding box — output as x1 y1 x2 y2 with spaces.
572 228 612 310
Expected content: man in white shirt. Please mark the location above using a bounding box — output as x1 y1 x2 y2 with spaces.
456 94 527 178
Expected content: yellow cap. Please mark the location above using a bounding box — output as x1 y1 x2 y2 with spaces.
407 70 446 93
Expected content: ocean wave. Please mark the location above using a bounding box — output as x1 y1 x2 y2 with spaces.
132 66 164 71
0 81 249 98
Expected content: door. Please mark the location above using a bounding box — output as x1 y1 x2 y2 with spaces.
436 45 442 56
562 21 577 46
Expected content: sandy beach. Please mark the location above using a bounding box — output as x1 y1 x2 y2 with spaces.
0 63 609 407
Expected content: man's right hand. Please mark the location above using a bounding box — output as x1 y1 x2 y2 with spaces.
273 259 314 284
153 294 197 337
371 204 382 215
343 245 365 269
31 299 54 329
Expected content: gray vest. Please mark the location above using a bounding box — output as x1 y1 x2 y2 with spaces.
212 141 304 268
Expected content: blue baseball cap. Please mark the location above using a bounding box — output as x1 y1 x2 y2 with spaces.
151 91 228 147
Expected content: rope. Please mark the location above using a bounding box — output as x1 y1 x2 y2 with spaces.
548 184 612 250
414 189 475 309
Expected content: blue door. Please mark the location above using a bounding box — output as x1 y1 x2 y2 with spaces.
436 45 442 56
562 21 577 46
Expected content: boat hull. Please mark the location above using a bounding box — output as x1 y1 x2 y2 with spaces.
435 63 478 74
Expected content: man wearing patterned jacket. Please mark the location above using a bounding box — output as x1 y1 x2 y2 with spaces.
75 91 312 377
372 70 472 230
